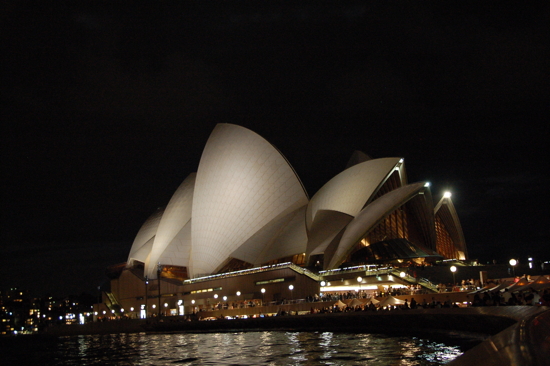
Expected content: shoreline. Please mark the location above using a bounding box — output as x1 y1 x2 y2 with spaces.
42 306 546 336
8 307 550 366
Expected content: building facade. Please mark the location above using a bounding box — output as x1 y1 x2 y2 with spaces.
102 124 467 317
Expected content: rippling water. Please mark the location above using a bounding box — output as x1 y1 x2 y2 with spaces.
4 331 471 365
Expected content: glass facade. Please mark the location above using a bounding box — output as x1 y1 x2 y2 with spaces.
435 215 457 259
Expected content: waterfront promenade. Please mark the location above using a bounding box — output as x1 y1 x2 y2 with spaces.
44 307 542 336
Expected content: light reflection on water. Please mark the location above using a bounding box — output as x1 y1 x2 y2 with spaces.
15 331 466 365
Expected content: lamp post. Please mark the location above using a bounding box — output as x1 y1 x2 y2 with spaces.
144 276 149 318
157 263 162 317
357 276 363 296
261 288 266 306
450 266 457 288
288 284 294 302
509 259 517 276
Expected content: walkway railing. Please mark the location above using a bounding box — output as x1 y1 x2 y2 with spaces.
185 262 322 285
389 270 439 293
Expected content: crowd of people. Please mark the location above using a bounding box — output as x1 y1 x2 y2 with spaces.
472 288 550 306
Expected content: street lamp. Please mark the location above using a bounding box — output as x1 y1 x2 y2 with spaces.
157 262 162 317
509 259 517 276
261 288 266 305
288 284 294 301
357 276 363 295
450 266 457 287
144 276 149 318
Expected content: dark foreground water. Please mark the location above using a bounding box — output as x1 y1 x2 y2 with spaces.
2 331 479 365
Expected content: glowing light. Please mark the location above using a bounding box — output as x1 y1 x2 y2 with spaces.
400 272 406 278
222 296 227 301
288 285 294 290
214 294 218 299
444 191 452 198
450 266 457 273
261 288 266 294
509 259 517 266
320 281 326 287
191 300 195 304
236 291 241 296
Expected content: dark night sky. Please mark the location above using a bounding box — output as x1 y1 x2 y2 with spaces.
2 1 549 297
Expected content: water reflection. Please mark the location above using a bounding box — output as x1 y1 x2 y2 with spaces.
38 331 466 365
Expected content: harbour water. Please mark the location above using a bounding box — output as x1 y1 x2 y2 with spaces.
2 331 478 365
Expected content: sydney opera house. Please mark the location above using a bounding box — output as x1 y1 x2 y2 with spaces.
100 124 467 318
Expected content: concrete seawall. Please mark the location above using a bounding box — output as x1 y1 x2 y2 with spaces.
45 306 545 336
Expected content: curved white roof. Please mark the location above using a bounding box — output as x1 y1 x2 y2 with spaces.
130 236 155 266
156 219 192 268
145 173 195 278
256 205 308 263
229 205 307 265
190 124 308 276
307 209 354 256
306 158 403 231
435 194 467 259
127 207 164 265
327 182 428 269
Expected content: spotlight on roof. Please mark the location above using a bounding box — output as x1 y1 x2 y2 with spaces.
424 182 430 187
443 191 452 198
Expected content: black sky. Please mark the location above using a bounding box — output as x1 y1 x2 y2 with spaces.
2 1 549 297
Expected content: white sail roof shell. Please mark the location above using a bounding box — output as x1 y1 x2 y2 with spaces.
230 204 308 265
145 173 195 278
156 219 192 268
306 158 403 231
190 124 308 277
327 182 427 269
127 207 164 265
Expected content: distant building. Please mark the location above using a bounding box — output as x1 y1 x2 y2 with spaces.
103 124 466 318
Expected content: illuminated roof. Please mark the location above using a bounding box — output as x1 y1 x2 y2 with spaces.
145 174 195 277
125 124 467 279
190 124 308 276
306 158 404 231
127 207 164 265
435 193 468 259
326 182 430 269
